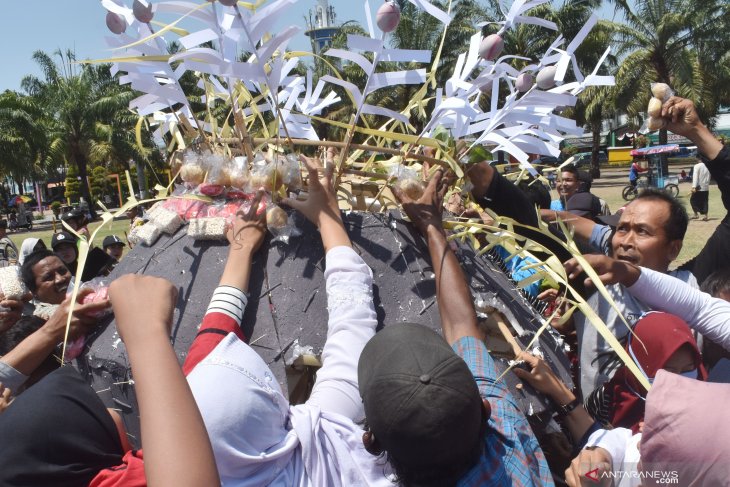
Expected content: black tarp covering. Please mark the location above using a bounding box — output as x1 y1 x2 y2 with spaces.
76 211 572 448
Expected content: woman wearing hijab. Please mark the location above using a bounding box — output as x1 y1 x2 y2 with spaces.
584 311 708 432
17 238 46 266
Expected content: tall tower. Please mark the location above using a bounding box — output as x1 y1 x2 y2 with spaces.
305 0 339 53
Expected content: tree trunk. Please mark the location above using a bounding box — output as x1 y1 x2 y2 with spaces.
71 144 98 220
590 121 602 179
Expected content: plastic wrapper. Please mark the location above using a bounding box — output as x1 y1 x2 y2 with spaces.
281 154 302 190
80 278 112 319
179 151 207 187
187 217 228 240
133 222 162 246
249 158 284 192
643 82 675 132
163 198 209 221
148 207 183 235
388 165 424 200
63 337 87 361
204 152 232 186
650 82 674 103
0 266 28 301
198 182 225 197
266 203 301 244
229 156 250 190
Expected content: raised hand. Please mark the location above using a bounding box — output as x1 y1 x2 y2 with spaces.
392 170 448 236
282 154 351 251
227 191 267 254
282 155 342 228
109 275 178 342
662 96 723 160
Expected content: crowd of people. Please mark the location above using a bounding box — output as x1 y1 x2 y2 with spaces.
0 96 727 487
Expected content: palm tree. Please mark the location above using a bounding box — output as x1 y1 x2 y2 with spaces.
21 49 138 216
0 90 49 193
611 0 730 169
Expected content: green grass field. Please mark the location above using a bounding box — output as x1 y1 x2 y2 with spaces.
8 218 132 257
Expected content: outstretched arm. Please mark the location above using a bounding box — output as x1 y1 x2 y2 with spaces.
284 153 376 421
393 171 482 345
663 97 723 161
565 254 730 351
109 275 219 487
0 291 108 391
182 193 268 375
512 352 596 443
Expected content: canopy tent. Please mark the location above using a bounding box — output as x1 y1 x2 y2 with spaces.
630 144 681 156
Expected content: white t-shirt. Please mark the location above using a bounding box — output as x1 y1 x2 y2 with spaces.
692 162 710 191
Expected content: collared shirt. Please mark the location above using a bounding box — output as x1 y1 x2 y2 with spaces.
453 336 554 487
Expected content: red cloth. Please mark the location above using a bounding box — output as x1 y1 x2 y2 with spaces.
182 311 246 375
607 312 707 432
89 450 146 487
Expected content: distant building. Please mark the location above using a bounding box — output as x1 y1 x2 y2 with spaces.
305 0 340 53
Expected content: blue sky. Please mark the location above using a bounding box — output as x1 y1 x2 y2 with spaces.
0 1 622 92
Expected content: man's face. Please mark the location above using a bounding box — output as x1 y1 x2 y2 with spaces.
106 244 124 261
54 243 77 266
33 256 71 305
557 171 579 199
611 199 682 272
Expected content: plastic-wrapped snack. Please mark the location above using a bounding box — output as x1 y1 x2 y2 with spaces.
198 152 231 196
645 82 675 132
145 201 165 221
136 222 162 246
180 151 206 187
249 155 285 192
266 205 288 229
0 266 28 300
149 207 183 234
388 165 424 200
80 278 112 319
281 154 302 190
229 156 249 190
187 217 228 240
651 82 674 102
647 97 663 117
266 204 301 244
162 198 208 221
646 116 667 131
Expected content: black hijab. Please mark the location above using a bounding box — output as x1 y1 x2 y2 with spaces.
0 367 124 486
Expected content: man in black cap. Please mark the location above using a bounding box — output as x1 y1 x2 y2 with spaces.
0 220 18 268
359 173 553 486
102 235 126 262
51 231 78 274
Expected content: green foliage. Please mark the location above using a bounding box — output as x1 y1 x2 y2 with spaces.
64 164 81 202
90 165 110 202
634 135 649 148
50 201 62 216
561 146 579 158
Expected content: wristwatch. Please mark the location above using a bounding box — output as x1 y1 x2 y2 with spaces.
556 397 581 417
